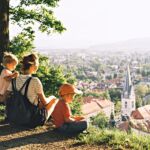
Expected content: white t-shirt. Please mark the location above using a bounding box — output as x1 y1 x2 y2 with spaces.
0 69 12 95
7 75 43 105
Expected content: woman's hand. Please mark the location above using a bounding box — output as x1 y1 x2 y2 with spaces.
38 101 44 109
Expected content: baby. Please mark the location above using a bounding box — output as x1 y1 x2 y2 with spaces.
0 52 19 103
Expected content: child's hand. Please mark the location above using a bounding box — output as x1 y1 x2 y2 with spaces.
14 71 19 78
73 116 85 121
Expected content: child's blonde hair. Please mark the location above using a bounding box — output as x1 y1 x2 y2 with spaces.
2 52 18 67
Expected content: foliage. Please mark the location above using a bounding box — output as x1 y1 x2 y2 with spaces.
84 92 101 98
135 84 149 98
114 101 121 115
77 126 150 150
0 0 66 66
70 95 83 115
84 91 110 100
10 27 34 57
135 84 150 108
10 0 66 34
35 55 76 97
109 89 121 102
0 104 5 122
90 112 109 129
136 96 142 108
101 90 110 100
141 64 150 77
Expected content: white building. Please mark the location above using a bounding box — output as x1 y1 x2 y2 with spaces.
121 66 136 116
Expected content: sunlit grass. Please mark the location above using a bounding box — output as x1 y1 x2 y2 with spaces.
77 126 150 150
0 104 5 122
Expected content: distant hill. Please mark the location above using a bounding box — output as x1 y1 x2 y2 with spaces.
88 38 150 52
37 37 150 54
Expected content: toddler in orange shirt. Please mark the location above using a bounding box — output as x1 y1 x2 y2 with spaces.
51 83 87 135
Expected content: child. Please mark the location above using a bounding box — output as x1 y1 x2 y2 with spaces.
0 52 19 103
51 83 88 135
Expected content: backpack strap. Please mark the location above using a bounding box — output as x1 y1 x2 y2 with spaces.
12 77 32 96
24 77 32 96
12 78 16 92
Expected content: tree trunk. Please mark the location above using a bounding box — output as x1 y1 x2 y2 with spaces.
0 0 9 72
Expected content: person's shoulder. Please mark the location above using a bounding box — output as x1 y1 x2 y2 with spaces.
31 77 42 84
31 76 39 81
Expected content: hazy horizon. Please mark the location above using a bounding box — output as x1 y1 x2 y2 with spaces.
10 0 150 49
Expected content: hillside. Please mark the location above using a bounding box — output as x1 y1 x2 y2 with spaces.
0 122 108 150
38 37 150 54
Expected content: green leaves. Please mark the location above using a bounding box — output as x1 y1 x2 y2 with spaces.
90 112 109 129
20 0 60 7
78 126 150 149
10 2 66 34
9 27 35 57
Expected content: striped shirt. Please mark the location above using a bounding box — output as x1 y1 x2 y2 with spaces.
7 75 43 105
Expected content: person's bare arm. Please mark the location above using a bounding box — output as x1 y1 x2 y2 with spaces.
37 92 48 108
37 92 57 109
4 71 19 81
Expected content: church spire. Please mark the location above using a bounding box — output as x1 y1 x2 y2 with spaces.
124 65 132 97
121 65 135 116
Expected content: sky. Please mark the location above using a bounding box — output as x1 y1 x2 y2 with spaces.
10 0 150 49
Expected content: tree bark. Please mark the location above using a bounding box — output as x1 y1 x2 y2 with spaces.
0 0 9 72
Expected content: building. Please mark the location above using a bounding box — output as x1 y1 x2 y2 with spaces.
131 105 150 119
81 97 103 118
121 66 136 116
82 97 114 118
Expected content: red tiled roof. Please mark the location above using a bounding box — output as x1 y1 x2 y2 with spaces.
138 105 150 119
82 97 114 116
131 105 150 119
96 99 113 108
82 100 102 116
83 97 113 108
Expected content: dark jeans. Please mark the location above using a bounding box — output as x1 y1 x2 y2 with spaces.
56 120 88 135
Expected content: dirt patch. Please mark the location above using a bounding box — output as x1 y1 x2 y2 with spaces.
0 122 108 150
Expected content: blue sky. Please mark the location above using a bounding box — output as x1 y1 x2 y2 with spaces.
10 0 150 49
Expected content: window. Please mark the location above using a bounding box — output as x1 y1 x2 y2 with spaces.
125 101 127 108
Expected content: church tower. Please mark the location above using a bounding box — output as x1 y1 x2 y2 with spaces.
121 65 135 116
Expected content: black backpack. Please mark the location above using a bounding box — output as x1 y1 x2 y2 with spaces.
6 77 46 128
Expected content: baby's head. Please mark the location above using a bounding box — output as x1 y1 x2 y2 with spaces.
2 52 18 71
59 83 82 103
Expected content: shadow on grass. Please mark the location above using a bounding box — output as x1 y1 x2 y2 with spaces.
0 123 32 136
0 123 74 149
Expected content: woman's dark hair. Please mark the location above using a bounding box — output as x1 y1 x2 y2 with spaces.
21 54 39 73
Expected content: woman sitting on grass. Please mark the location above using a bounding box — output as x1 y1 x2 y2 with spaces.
6 53 58 127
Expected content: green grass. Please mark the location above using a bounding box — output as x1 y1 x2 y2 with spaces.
0 104 5 122
77 126 150 150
